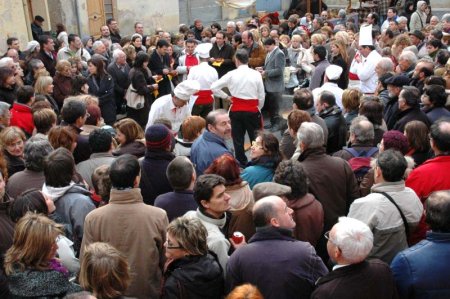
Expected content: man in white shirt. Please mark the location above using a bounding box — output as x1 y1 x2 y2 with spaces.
211 49 265 166
145 80 200 133
354 25 382 94
312 65 344 110
188 43 228 118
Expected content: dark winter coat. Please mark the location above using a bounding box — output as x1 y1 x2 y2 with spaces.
139 150 175 205
161 253 224 299
87 74 116 125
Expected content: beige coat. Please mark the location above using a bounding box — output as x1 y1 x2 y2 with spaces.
81 188 168 299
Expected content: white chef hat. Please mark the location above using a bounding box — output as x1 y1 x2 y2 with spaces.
359 24 373 47
196 43 213 59
174 80 201 101
325 65 343 80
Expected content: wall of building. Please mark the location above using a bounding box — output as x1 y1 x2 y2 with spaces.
116 0 179 36
0 0 30 54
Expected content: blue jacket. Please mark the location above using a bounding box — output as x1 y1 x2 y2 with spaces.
391 231 450 299
191 131 233 175
241 159 275 190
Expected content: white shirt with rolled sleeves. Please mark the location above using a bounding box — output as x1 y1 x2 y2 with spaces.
187 61 228 111
145 94 190 133
211 64 265 110
355 50 382 94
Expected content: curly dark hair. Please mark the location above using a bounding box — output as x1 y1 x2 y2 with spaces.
273 160 308 200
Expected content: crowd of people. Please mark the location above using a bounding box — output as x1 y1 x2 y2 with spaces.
0 2 450 298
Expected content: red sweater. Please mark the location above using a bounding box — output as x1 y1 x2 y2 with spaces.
10 103 34 135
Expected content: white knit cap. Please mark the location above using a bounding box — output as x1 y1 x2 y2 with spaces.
174 80 201 101
25 40 40 52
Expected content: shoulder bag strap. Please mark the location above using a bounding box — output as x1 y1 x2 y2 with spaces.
380 191 409 237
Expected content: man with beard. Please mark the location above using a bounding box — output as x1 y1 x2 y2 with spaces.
410 58 434 95
107 18 121 44
383 75 410 130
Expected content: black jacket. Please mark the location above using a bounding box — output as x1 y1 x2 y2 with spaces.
384 95 400 130
311 260 398 299
139 150 175 205
87 74 116 125
107 62 131 108
393 107 430 133
209 43 235 78
0 85 16 106
37 49 56 77
319 105 347 154
161 253 224 299
149 51 172 97
331 54 349 90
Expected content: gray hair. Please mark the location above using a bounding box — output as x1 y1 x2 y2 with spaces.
399 50 418 65
0 102 10 117
297 122 324 149
112 49 125 61
376 57 394 74
92 41 104 52
442 13 450 22
0 57 14 68
332 217 374 263
350 116 374 144
24 135 54 171
29 58 44 71
430 16 439 22
227 21 236 28
397 16 408 24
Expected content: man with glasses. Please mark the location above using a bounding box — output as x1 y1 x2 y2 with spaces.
312 217 398 299
226 195 327 299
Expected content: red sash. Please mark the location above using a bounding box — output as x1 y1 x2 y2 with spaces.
349 72 359 80
230 97 259 113
194 90 214 105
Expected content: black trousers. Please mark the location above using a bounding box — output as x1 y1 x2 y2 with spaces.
230 111 261 166
191 103 213 119
264 91 282 124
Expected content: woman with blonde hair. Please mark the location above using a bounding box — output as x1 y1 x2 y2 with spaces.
4 213 81 297
35 75 60 113
53 60 73 109
330 40 349 89
113 118 146 158
0 126 26 177
122 44 136 68
259 24 271 43
161 216 223 298
79 242 130 299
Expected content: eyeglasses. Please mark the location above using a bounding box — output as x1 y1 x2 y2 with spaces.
324 230 338 247
251 141 263 149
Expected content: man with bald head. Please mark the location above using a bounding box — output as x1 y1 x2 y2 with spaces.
226 196 328 299
239 30 266 68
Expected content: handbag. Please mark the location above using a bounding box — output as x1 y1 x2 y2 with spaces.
125 84 145 109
